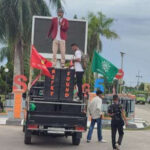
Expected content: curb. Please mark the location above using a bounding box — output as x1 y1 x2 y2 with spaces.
0 118 149 130
0 118 24 126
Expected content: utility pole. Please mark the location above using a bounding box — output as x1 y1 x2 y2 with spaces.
119 52 125 93
136 71 142 90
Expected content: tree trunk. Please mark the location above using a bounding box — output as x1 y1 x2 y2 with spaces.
13 39 24 89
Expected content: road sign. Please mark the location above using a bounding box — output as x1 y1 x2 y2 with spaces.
115 69 124 79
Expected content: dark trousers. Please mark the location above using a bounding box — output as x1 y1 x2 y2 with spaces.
111 121 124 149
76 71 84 100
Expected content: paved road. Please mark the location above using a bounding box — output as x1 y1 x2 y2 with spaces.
135 103 150 124
0 125 150 150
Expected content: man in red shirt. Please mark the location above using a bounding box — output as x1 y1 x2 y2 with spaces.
48 8 69 68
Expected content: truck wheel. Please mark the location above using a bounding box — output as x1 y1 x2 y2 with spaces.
72 133 81 145
24 129 31 144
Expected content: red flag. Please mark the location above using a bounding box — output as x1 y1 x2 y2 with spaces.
30 45 52 78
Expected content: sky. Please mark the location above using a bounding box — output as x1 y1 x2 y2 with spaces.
1 0 150 87
48 0 150 87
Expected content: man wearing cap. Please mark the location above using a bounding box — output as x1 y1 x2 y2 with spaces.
108 95 127 150
48 8 69 68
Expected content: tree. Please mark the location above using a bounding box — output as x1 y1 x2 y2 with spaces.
88 12 118 59
0 0 62 88
138 82 144 91
0 65 13 94
73 14 78 19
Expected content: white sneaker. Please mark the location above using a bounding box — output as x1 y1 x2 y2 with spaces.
99 139 107 143
116 143 120 150
74 97 80 102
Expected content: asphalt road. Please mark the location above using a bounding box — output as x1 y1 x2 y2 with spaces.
135 103 150 124
0 125 150 150
0 104 150 150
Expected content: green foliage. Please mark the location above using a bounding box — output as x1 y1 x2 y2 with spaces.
73 14 78 19
138 82 144 91
49 0 62 9
0 64 13 94
87 12 119 60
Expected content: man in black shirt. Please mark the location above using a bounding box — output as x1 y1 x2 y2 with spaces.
108 95 127 150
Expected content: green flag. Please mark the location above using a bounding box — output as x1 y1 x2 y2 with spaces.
92 51 119 83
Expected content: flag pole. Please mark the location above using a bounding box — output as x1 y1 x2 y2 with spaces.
26 45 33 111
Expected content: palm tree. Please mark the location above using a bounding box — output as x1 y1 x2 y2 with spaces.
0 0 62 88
84 12 119 89
88 12 119 59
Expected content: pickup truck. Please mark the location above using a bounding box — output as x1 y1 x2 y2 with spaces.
136 94 146 104
24 68 87 145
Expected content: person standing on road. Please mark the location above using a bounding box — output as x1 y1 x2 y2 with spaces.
48 8 69 68
87 89 106 143
71 43 84 100
108 95 127 150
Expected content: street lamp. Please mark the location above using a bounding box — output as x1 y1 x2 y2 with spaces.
4 68 9 73
120 52 125 93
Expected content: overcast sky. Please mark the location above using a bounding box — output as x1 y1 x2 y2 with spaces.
53 0 150 86
1 0 150 86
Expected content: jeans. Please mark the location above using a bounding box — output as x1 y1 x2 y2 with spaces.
111 120 124 149
87 118 102 141
76 71 84 100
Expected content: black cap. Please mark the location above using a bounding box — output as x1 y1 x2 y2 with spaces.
113 94 119 100
96 89 103 96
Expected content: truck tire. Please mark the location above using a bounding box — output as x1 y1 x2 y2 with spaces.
24 128 31 144
72 133 81 145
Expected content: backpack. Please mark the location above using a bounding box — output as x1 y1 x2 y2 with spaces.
80 51 89 70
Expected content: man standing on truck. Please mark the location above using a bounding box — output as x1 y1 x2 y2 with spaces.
87 89 106 143
71 43 84 100
48 8 69 68
108 95 127 150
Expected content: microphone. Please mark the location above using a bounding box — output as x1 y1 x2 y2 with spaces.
58 16 61 25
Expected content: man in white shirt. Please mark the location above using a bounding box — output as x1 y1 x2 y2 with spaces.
71 43 84 100
87 89 106 143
